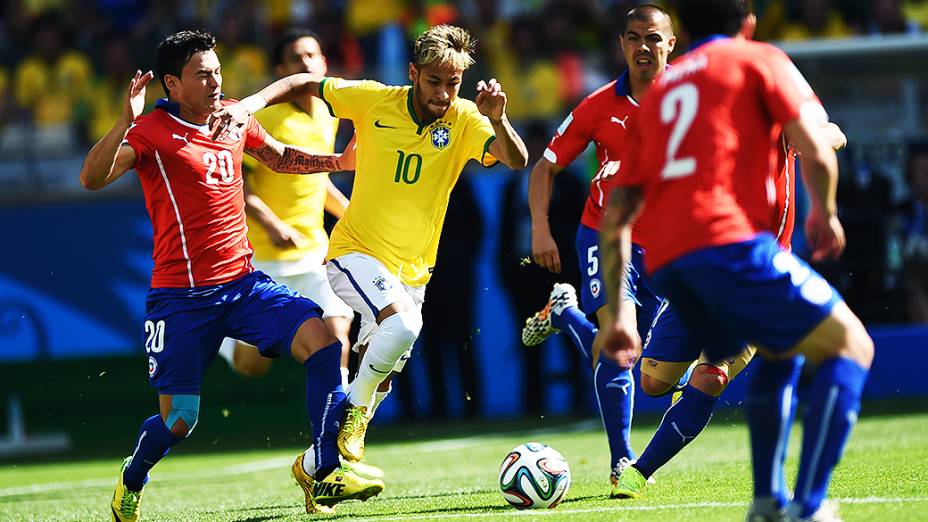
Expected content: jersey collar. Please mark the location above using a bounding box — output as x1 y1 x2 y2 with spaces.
406 88 427 135
155 94 226 122
689 34 731 51
614 70 632 97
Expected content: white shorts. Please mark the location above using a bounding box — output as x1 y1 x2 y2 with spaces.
254 259 354 319
327 252 426 359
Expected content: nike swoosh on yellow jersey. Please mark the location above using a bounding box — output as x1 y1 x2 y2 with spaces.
374 120 396 129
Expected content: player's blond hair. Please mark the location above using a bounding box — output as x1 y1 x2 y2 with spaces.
412 25 476 70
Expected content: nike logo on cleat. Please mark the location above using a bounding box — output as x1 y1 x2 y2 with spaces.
313 482 346 497
374 120 396 129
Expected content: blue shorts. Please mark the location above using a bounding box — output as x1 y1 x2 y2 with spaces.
652 233 842 362
626 244 670 344
574 224 606 314
143 271 322 394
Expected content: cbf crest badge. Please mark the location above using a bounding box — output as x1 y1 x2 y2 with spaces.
430 123 451 150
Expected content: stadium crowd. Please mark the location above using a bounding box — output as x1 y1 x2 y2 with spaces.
1 0 926 332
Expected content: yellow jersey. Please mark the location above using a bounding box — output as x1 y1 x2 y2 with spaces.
244 98 339 264
320 77 498 286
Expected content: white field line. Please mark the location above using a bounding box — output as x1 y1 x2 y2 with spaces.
0 456 291 497
362 497 928 521
399 420 602 454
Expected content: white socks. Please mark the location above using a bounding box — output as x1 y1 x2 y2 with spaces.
349 312 421 408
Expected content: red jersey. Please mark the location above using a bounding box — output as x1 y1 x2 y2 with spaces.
544 72 640 235
617 38 825 272
124 100 267 288
772 136 797 249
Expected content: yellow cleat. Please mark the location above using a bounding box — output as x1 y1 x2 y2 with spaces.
111 457 143 522
342 459 385 480
337 405 370 463
291 453 384 513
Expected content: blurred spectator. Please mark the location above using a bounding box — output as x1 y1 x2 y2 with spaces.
901 142 928 322
497 120 586 414
0 66 8 127
12 13 92 148
311 5 364 78
490 14 564 121
777 0 854 41
214 12 270 99
869 0 922 35
902 0 928 31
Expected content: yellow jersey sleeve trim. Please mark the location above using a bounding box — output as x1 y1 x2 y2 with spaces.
481 135 499 167
318 77 336 117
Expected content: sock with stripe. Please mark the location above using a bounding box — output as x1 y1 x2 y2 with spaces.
634 384 716 478
122 414 183 492
790 357 868 518
747 356 803 509
595 359 636 466
304 341 347 480
551 306 595 363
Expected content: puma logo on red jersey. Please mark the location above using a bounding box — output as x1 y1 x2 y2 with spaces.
171 133 189 145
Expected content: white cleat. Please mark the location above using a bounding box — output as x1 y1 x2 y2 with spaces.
521 284 579 347
789 500 842 522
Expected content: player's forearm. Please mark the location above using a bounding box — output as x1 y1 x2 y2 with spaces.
601 187 644 317
79 116 132 190
244 191 284 232
528 160 557 234
324 180 349 219
240 73 324 114
490 116 529 169
800 152 839 217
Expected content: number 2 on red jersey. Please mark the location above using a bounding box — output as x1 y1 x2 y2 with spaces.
660 83 699 180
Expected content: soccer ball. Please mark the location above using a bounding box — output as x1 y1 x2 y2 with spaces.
498 442 570 509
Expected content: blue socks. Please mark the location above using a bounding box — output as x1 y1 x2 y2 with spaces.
304 341 347 480
747 357 803 508
791 357 868 518
551 306 595 362
553 307 635 466
634 385 717 479
123 414 183 491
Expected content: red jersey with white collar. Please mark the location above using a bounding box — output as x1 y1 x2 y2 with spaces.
124 100 267 288
617 38 826 272
544 72 640 236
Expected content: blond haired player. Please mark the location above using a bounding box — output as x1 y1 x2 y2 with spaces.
211 24 528 468
217 28 355 384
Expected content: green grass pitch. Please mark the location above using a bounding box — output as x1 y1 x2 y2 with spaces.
2 411 927 521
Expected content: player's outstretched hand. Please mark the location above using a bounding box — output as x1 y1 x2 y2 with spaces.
267 221 308 250
208 102 251 141
806 207 846 262
476 78 507 122
592 318 641 371
125 70 154 123
532 229 561 273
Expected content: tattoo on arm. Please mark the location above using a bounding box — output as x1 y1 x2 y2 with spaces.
246 143 340 174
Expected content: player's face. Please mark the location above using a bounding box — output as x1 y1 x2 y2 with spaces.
167 50 223 117
409 62 463 121
621 19 676 84
277 37 327 78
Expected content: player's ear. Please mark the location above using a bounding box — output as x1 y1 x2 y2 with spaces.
740 13 757 40
667 34 677 53
408 63 417 84
164 74 181 96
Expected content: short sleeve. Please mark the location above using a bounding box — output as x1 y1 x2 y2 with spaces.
543 101 594 167
319 77 390 122
123 122 153 169
244 115 266 149
757 47 826 126
460 102 497 167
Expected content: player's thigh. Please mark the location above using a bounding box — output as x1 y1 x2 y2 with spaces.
224 271 328 358
327 253 414 325
285 265 355 320
785 301 873 367
143 290 226 395
573 224 606 313
639 300 703 394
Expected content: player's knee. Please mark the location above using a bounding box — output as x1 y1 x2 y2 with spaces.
291 317 339 363
232 345 272 377
640 372 674 397
689 364 729 397
165 394 200 438
814 306 875 368
383 310 423 347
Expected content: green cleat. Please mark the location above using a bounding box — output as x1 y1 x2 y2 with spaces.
611 462 648 499
337 405 370 463
110 457 143 521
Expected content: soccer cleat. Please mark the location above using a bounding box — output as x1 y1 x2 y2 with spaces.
610 459 648 499
337 404 370 462
342 459 385 480
522 284 579 347
111 457 143 522
292 453 384 513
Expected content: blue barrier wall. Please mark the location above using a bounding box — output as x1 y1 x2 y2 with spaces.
1 178 925 422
